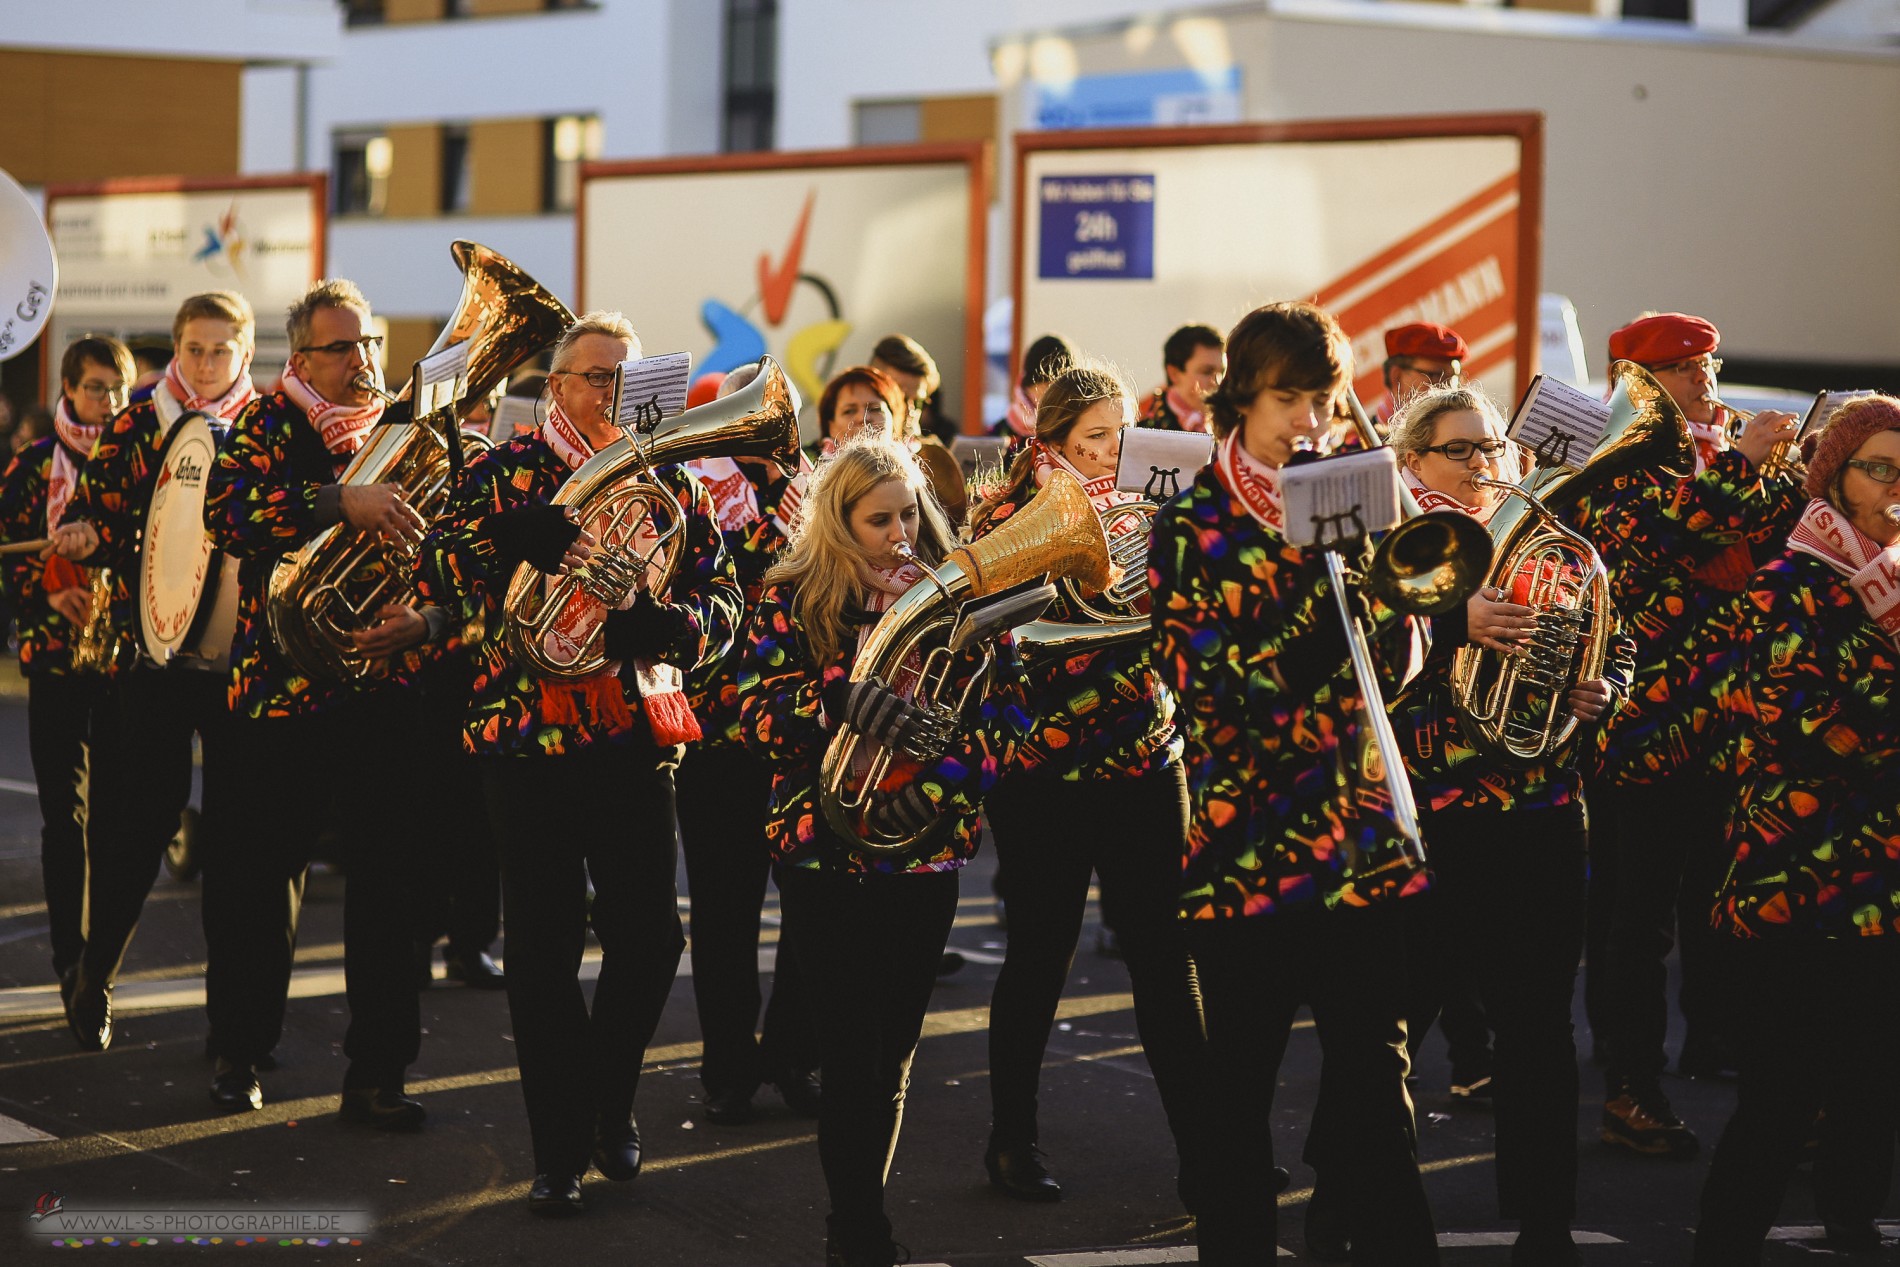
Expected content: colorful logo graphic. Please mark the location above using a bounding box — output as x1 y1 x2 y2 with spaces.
192 201 248 280
698 189 850 409
30 1190 64 1222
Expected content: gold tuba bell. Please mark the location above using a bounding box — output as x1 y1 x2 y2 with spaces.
267 241 575 682
821 469 1113 855
501 355 803 681
1447 359 1695 765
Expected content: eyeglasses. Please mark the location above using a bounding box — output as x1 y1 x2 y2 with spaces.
1845 458 1900 486
1421 439 1509 462
552 368 617 389
297 335 384 358
1397 359 1461 383
77 380 129 403
1651 355 1722 377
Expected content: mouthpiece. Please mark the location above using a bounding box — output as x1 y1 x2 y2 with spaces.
1884 504 1900 528
352 372 400 405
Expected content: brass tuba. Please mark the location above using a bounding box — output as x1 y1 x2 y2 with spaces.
267 241 574 682
821 469 1113 855
501 356 803 680
1013 498 1156 662
1447 359 1695 765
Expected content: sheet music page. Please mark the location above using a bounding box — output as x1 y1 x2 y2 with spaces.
1117 428 1214 500
1281 449 1401 548
1507 374 1612 471
414 341 472 416
491 395 538 441
614 352 694 434
1804 389 1875 439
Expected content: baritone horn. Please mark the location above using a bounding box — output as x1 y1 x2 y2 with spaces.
501 356 803 681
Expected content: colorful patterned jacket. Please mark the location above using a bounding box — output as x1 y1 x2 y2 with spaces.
204 394 442 719
1712 552 1900 940
685 461 800 749
738 579 1032 876
416 436 740 758
1137 388 1194 433
0 438 89 679
1563 451 1803 785
971 484 1179 782
1149 466 1423 919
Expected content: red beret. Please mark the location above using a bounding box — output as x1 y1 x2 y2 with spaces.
1384 323 1468 361
686 370 726 412
1607 313 1719 367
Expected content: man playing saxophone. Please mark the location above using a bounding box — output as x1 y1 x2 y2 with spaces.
201 279 443 1126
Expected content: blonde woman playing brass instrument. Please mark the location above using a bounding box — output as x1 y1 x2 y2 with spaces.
1386 384 1632 1266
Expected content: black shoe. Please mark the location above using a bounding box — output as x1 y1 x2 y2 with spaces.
206 1035 278 1072
936 951 965 977
67 977 112 1053
443 948 506 990
338 1088 426 1132
703 1087 757 1125
1511 1224 1581 1266
985 1142 1062 1203
774 1068 822 1117
1677 1033 1740 1080
824 1215 909 1267
1305 1181 1351 1262
1822 1220 1883 1253
527 1172 583 1217
591 1122 642 1181
209 1059 262 1112
58 964 78 1010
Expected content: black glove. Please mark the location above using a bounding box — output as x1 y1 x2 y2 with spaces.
602 593 692 663
821 676 943 757
868 781 937 840
1274 611 1352 701
483 502 580 574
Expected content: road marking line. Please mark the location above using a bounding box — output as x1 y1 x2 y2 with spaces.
1768 1224 1900 1240
0 1113 56 1144
0 777 37 795
0 924 49 948
1438 1232 1625 1246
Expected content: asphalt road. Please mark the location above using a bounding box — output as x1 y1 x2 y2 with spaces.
0 680 1889 1265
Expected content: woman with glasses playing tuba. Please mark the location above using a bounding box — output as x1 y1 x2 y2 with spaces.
736 436 1031 1267
1384 384 1632 1266
963 363 1208 1212
1148 301 1441 1267
415 311 742 1216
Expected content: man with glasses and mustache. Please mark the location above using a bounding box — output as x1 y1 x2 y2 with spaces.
0 335 131 1014
1562 311 1805 1160
200 279 446 1128
1374 323 1467 429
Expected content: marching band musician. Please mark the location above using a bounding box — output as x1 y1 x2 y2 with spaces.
1136 323 1224 433
201 279 444 1125
49 293 257 1053
1149 301 1440 1266
1693 396 1900 1263
1386 384 1633 1266
737 436 1030 1267
1562 312 1804 1157
808 365 903 462
965 364 1207 1210
676 362 820 1125
415 311 740 1215
992 334 1074 456
0 335 131 1020
1375 323 1467 428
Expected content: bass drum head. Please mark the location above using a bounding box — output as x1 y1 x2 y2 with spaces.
139 413 227 667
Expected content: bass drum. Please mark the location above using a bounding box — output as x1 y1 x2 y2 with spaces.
139 412 239 672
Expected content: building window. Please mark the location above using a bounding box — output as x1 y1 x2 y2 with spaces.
723 0 777 153
441 125 471 214
544 114 602 213
855 100 922 146
342 0 385 24
443 0 468 16
334 131 391 216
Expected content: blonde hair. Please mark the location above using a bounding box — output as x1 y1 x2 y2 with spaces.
286 279 370 350
971 361 1133 534
764 436 954 666
1387 384 1506 457
550 310 640 371
173 291 255 346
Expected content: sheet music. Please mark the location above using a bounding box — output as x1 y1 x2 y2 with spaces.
1803 389 1877 441
491 395 538 442
1117 428 1214 500
1507 374 1612 471
614 352 693 434
414 341 472 416
1281 448 1401 548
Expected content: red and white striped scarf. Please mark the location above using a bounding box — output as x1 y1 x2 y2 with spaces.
47 397 102 537
1687 417 1728 476
1030 439 1141 517
279 361 384 464
1212 431 1284 533
1003 385 1038 438
161 358 257 424
1163 387 1208 434
1401 466 1496 526
536 396 700 745
1788 497 1900 652
689 451 813 539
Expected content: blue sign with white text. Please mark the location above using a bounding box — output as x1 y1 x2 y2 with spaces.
1037 173 1156 281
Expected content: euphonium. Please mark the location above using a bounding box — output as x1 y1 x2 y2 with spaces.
1446 359 1695 765
1014 497 1156 661
820 469 1113 855
267 241 574 682
501 355 802 680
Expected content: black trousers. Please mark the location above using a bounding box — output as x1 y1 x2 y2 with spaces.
778 864 959 1248
1581 775 1616 1054
1596 779 1733 1085
675 742 816 1098
1405 803 1588 1226
1694 940 1900 1264
27 671 94 981
414 685 501 957
1191 904 1439 1267
81 666 227 989
482 743 685 1176
203 691 429 1085
982 766 1207 1186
